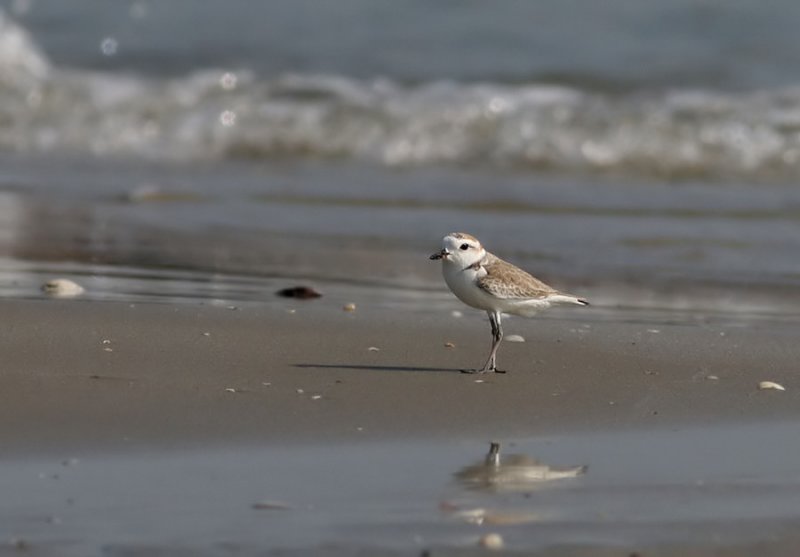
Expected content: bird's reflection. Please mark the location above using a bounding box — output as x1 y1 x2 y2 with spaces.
454 441 587 493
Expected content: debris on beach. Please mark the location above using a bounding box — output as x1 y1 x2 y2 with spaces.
478 533 504 550
367 346 380 352
41 278 84 298
224 388 238 393
252 500 292 511
343 303 356 312
276 286 322 299
506 334 525 343
451 310 463 318
706 375 719 381
454 442 586 492
444 504 540 526
311 395 322 400
444 342 456 348
759 381 785 391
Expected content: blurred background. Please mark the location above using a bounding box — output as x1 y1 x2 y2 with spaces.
0 0 798 315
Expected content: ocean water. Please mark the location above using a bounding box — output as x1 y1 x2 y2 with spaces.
0 1 798 312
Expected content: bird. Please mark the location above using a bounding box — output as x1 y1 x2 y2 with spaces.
430 232 588 373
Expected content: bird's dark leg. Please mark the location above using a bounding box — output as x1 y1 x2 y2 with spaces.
463 311 505 374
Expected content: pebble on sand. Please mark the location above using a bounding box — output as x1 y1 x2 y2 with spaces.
41 278 84 298
343 303 356 312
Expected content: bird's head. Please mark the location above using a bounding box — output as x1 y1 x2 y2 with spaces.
430 232 485 267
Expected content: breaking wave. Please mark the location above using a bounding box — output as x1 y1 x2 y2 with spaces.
2 10 800 181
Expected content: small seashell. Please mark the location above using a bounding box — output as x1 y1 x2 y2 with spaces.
295 388 305 394
367 346 380 352
759 381 785 391
311 395 322 400
706 375 719 381
478 533 504 550
506 334 525 343
451 310 463 318
474 379 485 384
42 278 84 298
444 342 456 348
202 332 210 337
343 303 356 312
225 388 237 393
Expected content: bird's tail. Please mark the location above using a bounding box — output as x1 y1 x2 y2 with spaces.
548 294 590 306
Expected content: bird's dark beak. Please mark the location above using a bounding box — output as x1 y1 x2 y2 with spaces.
429 249 448 260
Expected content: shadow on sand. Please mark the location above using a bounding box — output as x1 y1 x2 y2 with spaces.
293 363 464 373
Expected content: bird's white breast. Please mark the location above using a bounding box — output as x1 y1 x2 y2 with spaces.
442 261 496 311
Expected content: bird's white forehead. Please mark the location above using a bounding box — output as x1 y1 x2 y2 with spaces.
443 232 482 249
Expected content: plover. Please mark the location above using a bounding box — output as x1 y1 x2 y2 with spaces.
430 232 588 373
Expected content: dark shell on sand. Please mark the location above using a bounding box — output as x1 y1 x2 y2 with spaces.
276 286 322 299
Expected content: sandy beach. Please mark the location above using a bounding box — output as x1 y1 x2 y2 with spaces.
4 297 800 452
3 294 800 555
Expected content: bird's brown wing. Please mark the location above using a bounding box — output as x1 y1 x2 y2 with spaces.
476 254 558 300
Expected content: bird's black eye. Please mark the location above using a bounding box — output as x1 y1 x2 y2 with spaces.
460 243 469 250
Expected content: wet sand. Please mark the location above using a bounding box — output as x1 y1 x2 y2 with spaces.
3 296 800 555
2 297 800 453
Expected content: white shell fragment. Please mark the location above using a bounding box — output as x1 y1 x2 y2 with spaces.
42 278 84 298
367 346 380 352
505 334 525 343
759 381 785 391
478 533 504 550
